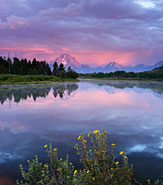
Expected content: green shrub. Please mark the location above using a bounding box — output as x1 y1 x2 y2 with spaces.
17 130 162 185
0 74 10 81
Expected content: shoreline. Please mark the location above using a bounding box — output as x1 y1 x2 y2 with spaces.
79 77 163 81
0 74 79 85
0 79 79 85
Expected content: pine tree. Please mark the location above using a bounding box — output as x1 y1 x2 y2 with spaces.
53 61 58 76
58 63 65 72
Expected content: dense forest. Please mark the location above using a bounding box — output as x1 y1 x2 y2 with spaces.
79 66 163 79
0 56 78 79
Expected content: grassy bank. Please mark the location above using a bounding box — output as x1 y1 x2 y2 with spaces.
0 74 78 84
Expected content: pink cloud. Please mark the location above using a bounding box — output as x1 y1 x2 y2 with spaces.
0 47 54 54
0 46 158 66
53 48 155 66
0 0 162 65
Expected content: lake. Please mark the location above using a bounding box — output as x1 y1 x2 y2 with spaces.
0 80 163 184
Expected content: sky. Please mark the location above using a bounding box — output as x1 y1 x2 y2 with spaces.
0 0 162 66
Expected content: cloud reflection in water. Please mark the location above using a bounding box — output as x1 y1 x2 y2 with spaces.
0 80 162 181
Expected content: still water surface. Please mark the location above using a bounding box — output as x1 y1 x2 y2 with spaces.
0 80 163 184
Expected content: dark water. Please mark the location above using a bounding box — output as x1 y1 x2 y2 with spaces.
0 80 163 184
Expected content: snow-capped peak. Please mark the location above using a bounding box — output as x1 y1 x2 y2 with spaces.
53 54 81 69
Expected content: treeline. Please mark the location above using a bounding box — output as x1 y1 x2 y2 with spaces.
79 67 163 79
0 56 51 75
0 56 78 79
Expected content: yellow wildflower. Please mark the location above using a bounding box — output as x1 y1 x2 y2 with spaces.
88 132 91 137
147 179 151 183
124 156 128 159
44 144 47 148
78 136 81 140
74 170 78 175
87 170 89 173
103 130 107 134
102 150 106 153
54 148 57 151
89 150 92 152
44 164 48 168
111 144 116 147
41 173 45 177
60 158 62 161
82 139 87 143
93 130 100 134
115 161 119 165
119 151 124 155
92 177 95 180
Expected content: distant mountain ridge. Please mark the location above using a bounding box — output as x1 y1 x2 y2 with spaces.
49 54 163 73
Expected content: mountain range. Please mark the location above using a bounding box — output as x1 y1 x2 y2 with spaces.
49 54 163 73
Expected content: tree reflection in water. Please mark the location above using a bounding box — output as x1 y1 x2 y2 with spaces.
0 83 78 104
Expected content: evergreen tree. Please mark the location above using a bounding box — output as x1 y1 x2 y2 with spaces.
46 64 52 75
53 61 58 76
58 63 65 72
67 66 72 73
58 63 66 78
7 57 12 74
0 57 8 74
12 57 22 74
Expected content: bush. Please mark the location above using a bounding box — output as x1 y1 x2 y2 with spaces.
17 130 134 184
17 130 163 185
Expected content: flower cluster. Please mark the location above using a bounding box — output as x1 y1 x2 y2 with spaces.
17 130 134 185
